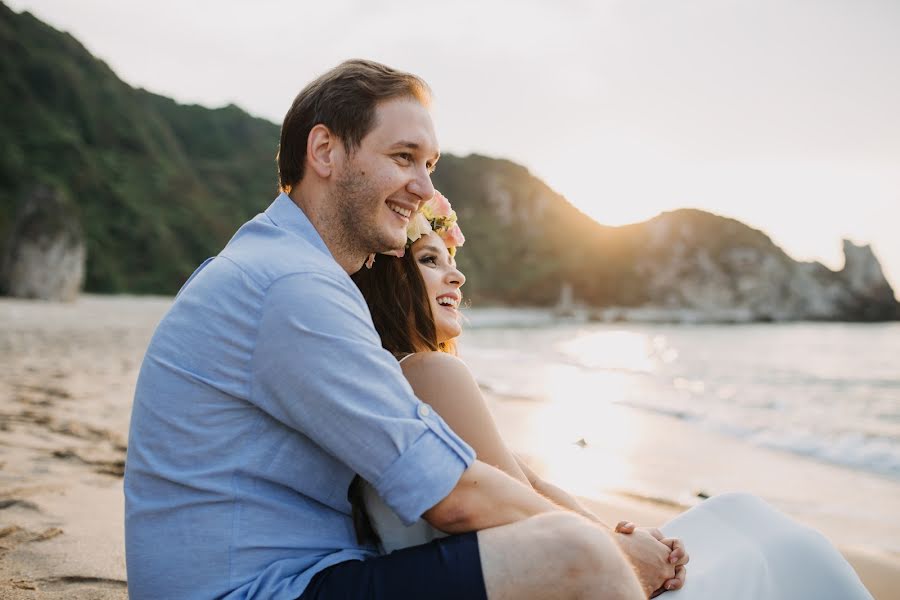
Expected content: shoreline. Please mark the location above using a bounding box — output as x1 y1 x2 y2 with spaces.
463 304 900 327
486 391 900 554
1 295 898 598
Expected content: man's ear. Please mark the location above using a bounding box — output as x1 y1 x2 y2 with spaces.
306 124 340 179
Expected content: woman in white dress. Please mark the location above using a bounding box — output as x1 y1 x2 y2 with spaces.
350 192 874 599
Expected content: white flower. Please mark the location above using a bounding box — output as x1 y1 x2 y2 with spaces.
406 212 433 244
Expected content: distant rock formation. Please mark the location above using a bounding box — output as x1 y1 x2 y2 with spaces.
838 240 899 320
595 210 899 322
1 186 85 301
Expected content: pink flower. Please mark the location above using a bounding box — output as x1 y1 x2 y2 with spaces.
423 190 453 220
442 223 465 249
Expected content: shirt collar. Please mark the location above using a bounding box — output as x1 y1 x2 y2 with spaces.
265 192 334 259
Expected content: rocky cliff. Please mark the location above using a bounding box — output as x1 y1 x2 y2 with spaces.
616 210 898 322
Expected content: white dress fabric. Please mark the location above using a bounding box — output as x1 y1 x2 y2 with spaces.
362 481 448 553
659 492 872 599
363 489 873 599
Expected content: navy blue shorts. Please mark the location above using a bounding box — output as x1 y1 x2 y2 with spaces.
298 532 487 600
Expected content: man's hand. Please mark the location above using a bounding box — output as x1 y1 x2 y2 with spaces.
614 522 689 597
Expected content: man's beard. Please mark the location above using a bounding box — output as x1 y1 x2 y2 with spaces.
327 169 405 259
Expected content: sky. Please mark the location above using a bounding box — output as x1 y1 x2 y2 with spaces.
9 0 900 295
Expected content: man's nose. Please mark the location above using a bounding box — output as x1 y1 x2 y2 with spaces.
407 164 435 207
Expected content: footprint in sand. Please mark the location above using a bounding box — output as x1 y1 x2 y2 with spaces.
50 449 125 478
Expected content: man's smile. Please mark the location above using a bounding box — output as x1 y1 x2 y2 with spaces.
387 200 416 225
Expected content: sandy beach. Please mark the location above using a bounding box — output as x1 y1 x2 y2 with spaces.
1 295 898 599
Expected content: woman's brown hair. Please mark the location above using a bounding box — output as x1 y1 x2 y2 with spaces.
351 250 456 356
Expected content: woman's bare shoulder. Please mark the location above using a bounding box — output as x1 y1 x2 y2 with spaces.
400 350 466 370
399 352 529 483
399 352 478 393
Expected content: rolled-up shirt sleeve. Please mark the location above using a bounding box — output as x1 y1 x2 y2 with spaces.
250 271 475 525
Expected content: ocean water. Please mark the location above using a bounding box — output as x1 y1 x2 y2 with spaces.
457 310 900 481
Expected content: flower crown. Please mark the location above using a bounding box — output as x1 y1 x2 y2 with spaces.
404 190 465 257
364 191 465 268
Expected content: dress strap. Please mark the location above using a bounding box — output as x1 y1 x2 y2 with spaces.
395 352 416 364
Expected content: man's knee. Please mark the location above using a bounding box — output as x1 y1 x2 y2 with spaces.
483 512 639 598
529 512 627 574
478 512 640 600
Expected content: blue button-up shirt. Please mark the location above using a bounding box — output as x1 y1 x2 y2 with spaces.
124 194 475 600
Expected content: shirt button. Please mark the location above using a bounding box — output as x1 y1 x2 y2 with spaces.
417 404 431 418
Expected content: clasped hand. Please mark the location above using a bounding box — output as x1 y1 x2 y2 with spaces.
614 521 689 597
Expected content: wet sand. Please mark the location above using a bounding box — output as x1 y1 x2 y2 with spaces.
1 295 897 598
0 296 158 598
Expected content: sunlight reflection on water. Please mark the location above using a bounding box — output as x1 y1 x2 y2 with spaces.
516 362 647 497
462 317 900 480
558 329 657 373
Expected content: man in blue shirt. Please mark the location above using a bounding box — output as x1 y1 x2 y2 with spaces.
125 60 675 599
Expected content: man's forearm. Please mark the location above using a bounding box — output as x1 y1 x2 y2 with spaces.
423 460 561 533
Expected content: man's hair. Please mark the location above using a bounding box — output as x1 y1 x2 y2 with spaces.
277 59 431 190
351 251 457 356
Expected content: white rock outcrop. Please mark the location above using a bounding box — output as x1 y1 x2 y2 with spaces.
1 186 85 302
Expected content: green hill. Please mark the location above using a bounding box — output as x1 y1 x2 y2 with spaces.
1 3 278 293
1 3 896 319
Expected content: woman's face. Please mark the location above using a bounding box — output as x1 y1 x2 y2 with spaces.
411 231 466 344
